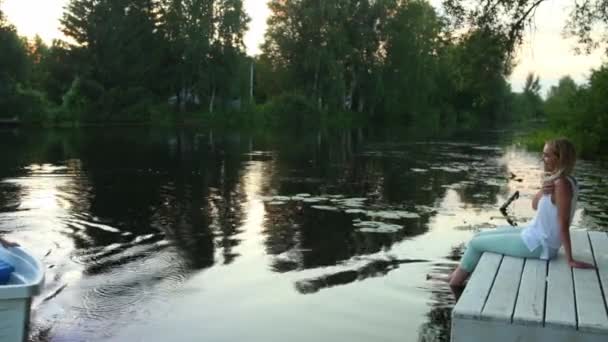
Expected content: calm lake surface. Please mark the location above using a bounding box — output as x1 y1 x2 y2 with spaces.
0 128 606 342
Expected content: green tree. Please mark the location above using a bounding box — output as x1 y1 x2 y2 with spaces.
524 73 540 95
261 0 517 130
542 67 608 157
28 36 50 90
522 72 543 119
209 0 251 113
577 65 608 154
544 76 578 128
444 29 513 127
382 0 445 127
0 2 4 25
0 7 30 118
38 40 78 105
61 0 168 120
262 0 334 107
158 0 250 114
263 0 396 114
158 0 213 112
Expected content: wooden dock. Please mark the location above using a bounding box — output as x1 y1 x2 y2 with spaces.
452 230 608 342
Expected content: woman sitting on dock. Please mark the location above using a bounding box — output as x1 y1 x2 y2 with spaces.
448 138 595 290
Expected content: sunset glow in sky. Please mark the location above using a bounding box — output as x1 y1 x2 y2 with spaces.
2 0 604 94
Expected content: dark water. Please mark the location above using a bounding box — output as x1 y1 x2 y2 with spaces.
0 128 606 342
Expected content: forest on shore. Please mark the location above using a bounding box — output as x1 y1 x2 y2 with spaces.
0 0 607 156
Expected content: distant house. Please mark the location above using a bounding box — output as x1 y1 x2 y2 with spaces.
168 89 200 106
0 117 19 126
168 89 245 112
228 98 241 110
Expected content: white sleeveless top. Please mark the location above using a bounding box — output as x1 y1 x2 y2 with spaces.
521 176 578 259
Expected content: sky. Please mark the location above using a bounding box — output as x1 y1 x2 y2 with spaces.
2 0 605 95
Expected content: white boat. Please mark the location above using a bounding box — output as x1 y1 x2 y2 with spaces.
0 246 45 342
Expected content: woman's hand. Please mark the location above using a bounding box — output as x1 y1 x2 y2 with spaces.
568 259 595 269
542 181 555 194
533 181 555 210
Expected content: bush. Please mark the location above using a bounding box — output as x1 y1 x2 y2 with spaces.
101 86 153 122
539 66 608 159
149 104 175 126
258 92 321 130
15 85 49 124
518 128 602 159
61 77 104 122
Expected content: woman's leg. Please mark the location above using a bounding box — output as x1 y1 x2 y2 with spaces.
432 228 517 284
449 231 541 287
474 226 517 237
441 228 521 288
449 266 470 291
448 227 517 284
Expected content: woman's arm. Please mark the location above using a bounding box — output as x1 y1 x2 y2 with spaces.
532 190 542 210
554 178 594 269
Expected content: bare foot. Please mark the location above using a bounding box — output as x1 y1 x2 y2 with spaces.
448 266 469 288
450 284 465 301
426 274 450 283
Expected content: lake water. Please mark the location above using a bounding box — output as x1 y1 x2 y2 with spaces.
0 128 606 342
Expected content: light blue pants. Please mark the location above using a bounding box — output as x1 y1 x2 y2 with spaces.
460 227 542 273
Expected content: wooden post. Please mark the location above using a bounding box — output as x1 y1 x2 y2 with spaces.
250 60 254 103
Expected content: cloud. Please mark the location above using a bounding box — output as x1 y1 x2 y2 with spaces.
2 0 66 43
243 0 270 56
508 0 605 93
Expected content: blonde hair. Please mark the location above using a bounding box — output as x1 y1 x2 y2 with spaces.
544 138 576 182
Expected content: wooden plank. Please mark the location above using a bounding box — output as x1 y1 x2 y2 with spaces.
589 231 608 323
452 316 608 342
513 258 547 325
453 253 502 319
572 230 608 333
482 256 524 322
545 250 576 329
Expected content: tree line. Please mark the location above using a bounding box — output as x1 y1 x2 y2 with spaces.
1 0 251 124
0 0 606 152
247 0 528 131
531 68 608 158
